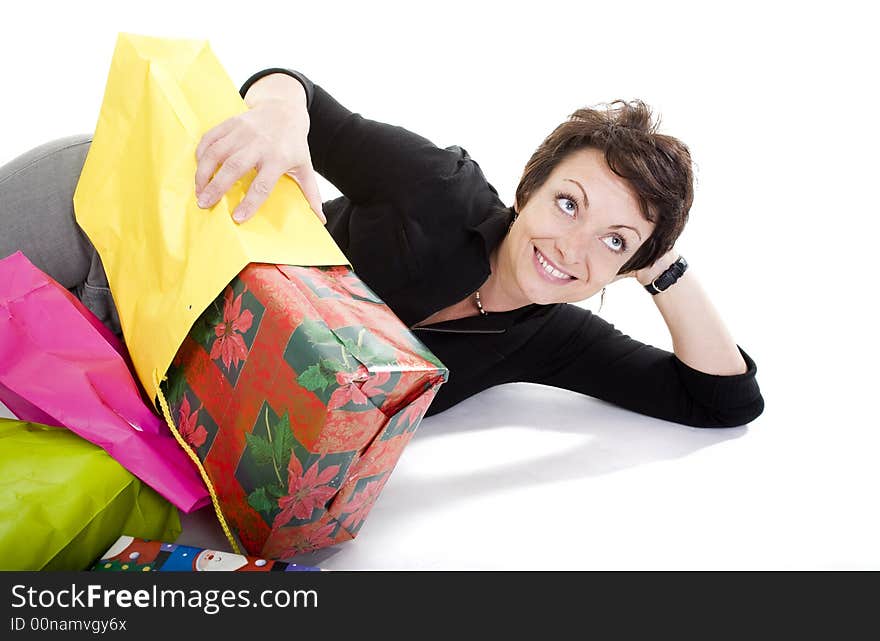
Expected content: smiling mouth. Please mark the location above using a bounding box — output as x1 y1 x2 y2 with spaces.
533 247 576 283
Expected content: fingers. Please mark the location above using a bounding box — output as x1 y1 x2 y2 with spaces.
194 119 236 189
196 117 238 161
231 163 284 223
195 130 246 201
286 165 326 225
196 144 324 225
197 148 324 225
197 147 257 210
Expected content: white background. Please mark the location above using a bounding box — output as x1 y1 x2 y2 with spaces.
2 0 877 569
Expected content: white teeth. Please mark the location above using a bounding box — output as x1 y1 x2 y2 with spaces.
536 249 573 280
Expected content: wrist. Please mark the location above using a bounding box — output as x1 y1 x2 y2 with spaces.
637 251 681 286
643 255 688 295
244 73 308 111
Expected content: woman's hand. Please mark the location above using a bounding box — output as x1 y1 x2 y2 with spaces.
633 249 681 287
611 248 681 286
194 98 326 225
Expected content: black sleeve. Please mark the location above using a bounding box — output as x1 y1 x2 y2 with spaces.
517 303 765 428
239 68 462 205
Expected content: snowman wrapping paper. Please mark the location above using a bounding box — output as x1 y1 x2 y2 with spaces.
92 536 320 572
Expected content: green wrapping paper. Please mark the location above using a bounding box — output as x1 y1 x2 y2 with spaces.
0 418 181 570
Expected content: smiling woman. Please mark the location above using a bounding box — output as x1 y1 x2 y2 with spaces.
0 67 764 430
507 100 693 276
488 148 660 309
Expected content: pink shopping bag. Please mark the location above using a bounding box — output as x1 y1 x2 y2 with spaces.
0 251 209 513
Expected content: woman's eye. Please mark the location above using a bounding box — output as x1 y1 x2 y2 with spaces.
602 235 627 253
554 192 577 217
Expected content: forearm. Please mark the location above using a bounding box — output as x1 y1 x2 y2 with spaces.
520 302 763 428
639 253 748 376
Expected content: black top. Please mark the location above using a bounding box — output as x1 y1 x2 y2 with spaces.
239 68 765 427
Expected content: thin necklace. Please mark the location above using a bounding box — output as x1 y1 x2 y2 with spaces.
474 290 488 315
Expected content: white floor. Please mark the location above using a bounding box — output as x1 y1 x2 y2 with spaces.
8 356 871 571
184 383 879 570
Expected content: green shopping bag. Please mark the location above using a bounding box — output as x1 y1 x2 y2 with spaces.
0 418 181 570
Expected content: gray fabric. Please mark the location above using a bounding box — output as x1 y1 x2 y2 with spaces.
0 135 123 339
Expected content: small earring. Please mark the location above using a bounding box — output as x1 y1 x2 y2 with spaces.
597 287 607 314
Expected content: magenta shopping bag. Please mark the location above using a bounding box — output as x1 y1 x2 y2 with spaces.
0 251 209 513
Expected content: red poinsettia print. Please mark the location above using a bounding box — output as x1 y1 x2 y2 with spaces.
360 371 391 399
340 476 386 530
273 456 341 529
177 395 208 449
398 388 434 428
327 368 371 411
277 521 338 557
209 285 254 370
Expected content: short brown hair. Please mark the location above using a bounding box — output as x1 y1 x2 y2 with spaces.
513 99 694 274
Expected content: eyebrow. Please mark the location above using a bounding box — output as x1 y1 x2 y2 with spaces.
610 224 642 241
564 178 590 209
564 178 643 241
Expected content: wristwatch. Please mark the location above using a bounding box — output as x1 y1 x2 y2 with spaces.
644 256 688 295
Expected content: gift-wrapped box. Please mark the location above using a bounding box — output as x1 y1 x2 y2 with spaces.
160 263 447 559
92 536 319 572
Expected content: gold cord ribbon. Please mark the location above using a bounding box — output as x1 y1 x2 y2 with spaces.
153 370 241 554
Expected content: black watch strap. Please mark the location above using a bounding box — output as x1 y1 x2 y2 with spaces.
644 256 688 295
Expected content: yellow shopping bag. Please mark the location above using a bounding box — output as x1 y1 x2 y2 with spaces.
74 33 348 408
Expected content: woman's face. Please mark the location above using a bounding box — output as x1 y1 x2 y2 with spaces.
501 147 655 306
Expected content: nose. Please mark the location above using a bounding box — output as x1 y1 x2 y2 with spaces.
554 233 588 272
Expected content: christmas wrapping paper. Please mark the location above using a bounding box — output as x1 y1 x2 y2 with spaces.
92 536 319 572
160 263 448 559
